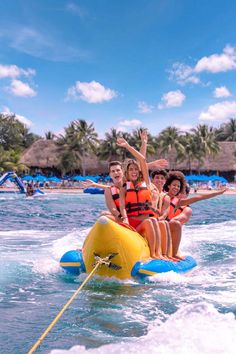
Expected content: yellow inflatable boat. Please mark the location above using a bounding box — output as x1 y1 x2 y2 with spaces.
60 216 197 279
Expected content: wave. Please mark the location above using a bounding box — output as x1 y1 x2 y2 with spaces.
49 302 236 354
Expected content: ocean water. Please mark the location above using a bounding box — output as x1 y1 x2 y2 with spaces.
0 192 235 354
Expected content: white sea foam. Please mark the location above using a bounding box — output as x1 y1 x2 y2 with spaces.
50 302 236 354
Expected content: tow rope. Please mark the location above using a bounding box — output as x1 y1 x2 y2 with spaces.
28 253 120 354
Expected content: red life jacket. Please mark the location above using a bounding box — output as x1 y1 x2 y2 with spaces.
167 196 185 220
110 185 120 211
125 181 159 217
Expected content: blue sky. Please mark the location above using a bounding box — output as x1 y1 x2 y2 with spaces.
1 0 236 137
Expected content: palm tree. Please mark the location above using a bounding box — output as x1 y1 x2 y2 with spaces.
158 126 184 169
56 119 99 176
178 133 200 173
0 147 27 174
191 125 220 172
98 128 121 161
45 131 55 140
217 118 236 141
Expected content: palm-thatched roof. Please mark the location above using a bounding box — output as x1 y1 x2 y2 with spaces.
20 139 108 172
20 140 236 173
173 142 236 171
20 139 61 168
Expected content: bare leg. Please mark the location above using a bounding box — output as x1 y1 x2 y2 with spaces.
169 220 185 260
137 219 157 259
100 211 118 222
158 221 173 260
150 218 166 259
158 221 168 256
172 207 192 225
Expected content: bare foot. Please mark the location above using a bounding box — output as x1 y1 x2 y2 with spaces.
172 255 186 261
152 254 166 260
161 255 170 261
150 254 159 259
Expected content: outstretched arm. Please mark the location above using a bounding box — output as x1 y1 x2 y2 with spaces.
139 129 169 170
117 137 150 186
179 188 227 207
81 180 109 190
140 129 148 157
147 159 169 170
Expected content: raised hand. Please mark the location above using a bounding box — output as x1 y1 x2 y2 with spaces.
140 129 148 143
81 180 95 187
117 137 128 148
219 187 227 194
151 159 169 169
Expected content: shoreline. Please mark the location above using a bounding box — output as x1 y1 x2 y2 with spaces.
0 187 236 195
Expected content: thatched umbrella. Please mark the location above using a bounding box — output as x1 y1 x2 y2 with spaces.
174 142 236 172
20 139 109 174
20 139 61 168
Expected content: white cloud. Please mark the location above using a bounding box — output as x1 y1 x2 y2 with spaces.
169 45 236 85
213 86 231 98
117 119 142 132
199 101 236 122
168 62 200 85
158 90 186 109
0 64 35 78
66 80 117 103
195 45 236 73
137 101 153 113
7 79 37 97
119 119 142 127
1 106 33 127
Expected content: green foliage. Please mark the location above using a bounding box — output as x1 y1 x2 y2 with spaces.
0 113 39 150
217 118 236 141
56 119 99 175
0 113 39 173
0 112 230 175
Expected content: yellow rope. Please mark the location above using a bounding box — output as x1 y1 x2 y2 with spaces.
28 261 102 354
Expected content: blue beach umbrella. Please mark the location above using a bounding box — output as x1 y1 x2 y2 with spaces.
84 176 99 182
22 175 35 181
47 177 61 183
73 175 86 181
34 175 47 182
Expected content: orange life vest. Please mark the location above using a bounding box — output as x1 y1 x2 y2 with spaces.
125 181 159 217
167 196 185 220
110 185 120 211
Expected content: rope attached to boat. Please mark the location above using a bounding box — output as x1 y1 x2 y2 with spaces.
28 253 120 354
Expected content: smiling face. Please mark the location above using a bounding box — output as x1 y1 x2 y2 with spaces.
168 179 181 197
152 174 166 191
109 164 124 185
127 163 140 182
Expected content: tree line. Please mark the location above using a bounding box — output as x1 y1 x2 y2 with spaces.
0 113 236 175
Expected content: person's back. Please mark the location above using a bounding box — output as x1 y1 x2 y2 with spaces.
26 184 34 197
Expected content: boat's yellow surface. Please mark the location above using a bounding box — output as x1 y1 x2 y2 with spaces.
82 216 150 279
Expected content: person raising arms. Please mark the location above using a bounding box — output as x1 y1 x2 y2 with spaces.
167 183 227 225
117 137 164 259
81 129 168 225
